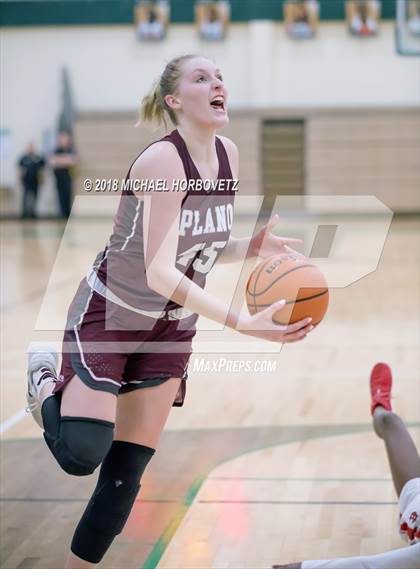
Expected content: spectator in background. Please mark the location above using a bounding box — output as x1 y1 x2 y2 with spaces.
408 0 420 37
49 131 76 219
347 0 379 36
18 142 45 219
285 0 319 39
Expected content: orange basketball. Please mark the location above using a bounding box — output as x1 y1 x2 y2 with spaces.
246 253 329 326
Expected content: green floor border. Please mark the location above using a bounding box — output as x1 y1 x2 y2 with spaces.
140 421 420 568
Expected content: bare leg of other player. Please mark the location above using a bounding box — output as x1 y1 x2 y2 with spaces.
373 407 420 497
65 377 181 569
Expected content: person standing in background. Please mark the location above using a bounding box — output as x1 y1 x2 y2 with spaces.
18 142 45 219
49 131 77 219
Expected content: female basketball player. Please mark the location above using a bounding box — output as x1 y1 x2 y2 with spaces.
26 54 314 568
273 363 420 569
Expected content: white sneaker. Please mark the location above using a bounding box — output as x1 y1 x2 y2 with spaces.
26 345 58 428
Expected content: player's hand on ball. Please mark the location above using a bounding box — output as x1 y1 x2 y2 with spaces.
238 300 314 343
250 214 306 261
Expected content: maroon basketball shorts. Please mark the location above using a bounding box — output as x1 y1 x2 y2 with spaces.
54 280 197 407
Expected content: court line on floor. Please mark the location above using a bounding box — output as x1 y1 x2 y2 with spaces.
0 497 177 503
209 476 393 482
0 408 28 435
1 260 83 436
141 422 419 569
198 499 398 506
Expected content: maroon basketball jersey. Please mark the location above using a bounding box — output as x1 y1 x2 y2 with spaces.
93 129 236 318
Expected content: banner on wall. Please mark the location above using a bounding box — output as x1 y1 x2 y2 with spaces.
134 0 170 41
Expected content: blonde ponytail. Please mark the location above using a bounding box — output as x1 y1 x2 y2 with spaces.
139 82 167 128
139 54 198 129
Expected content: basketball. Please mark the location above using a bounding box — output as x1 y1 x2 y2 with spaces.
246 253 329 326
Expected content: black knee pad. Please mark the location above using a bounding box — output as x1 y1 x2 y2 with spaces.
44 417 114 476
71 440 155 563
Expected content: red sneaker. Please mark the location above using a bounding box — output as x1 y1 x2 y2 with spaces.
370 362 393 415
